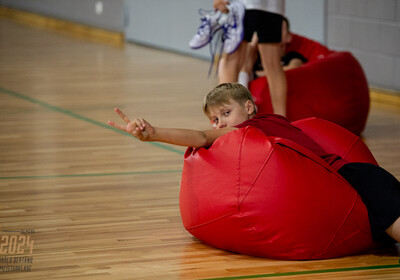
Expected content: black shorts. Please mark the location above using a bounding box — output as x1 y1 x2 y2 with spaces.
244 10 283 43
338 162 400 243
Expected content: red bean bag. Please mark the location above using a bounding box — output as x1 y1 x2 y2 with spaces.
180 118 377 260
249 34 370 135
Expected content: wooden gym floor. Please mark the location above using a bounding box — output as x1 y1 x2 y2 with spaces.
0 15 399 280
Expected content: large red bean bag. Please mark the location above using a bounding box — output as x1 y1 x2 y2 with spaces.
249 34 370 135
180 118 377 260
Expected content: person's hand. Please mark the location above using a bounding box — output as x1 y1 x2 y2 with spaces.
213 0 230 13
108 108 155 141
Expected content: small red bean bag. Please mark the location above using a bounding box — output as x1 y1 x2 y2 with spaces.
180 118 377 260
249 34 370 135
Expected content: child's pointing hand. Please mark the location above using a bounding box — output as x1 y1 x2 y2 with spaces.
108 108 155 141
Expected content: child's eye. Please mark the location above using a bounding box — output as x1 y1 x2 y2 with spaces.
224 111 230 116
213 118 219 124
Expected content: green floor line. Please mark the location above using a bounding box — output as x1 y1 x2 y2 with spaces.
0 86 185 155
201 263 400 280
0 170 182 180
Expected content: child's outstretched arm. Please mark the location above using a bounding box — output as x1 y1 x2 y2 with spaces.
107 108 236 148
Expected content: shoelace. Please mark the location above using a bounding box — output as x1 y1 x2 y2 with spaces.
198 8 213 18
208 29 225 77
208 16 235 77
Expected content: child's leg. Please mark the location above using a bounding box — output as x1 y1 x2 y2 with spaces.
218 41 247 83
386 217 400 242
258 42 287 116
238 33 258 88
338 162 400 243
249 10 287 116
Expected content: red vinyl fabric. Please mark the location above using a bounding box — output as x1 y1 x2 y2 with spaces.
248 34 370 135
180 118 376 260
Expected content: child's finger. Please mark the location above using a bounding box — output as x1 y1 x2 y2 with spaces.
114 108 131 124
133 118 146 130
127 127 143 139
107 121 129 132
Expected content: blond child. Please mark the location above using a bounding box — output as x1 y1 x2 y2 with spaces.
108 83 400 243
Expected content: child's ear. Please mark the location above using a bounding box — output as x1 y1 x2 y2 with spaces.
245 100 255 115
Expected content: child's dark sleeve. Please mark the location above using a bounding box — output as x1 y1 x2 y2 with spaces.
281 51 308 66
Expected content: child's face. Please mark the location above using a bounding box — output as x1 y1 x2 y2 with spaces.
207 99 254 129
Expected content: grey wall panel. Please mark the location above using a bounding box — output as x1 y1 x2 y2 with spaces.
124 0 214 60
285 0 326 44
326 0 400 92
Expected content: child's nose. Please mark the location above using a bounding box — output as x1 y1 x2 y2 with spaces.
218 121 227 129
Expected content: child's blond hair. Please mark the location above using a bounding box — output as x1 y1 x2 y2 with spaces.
203 83 257 117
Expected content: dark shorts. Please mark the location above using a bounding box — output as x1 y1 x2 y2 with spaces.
338 162 400 243
244 10 283 43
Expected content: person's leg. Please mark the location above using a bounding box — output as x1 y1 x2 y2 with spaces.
258 43 287 116
338 162 400 243
219 8 256 85
238 33 258 88
386 217 400 242
218 41 247 83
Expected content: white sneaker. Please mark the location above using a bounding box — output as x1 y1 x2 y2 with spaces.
189 10 225 49
222 1 245 54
